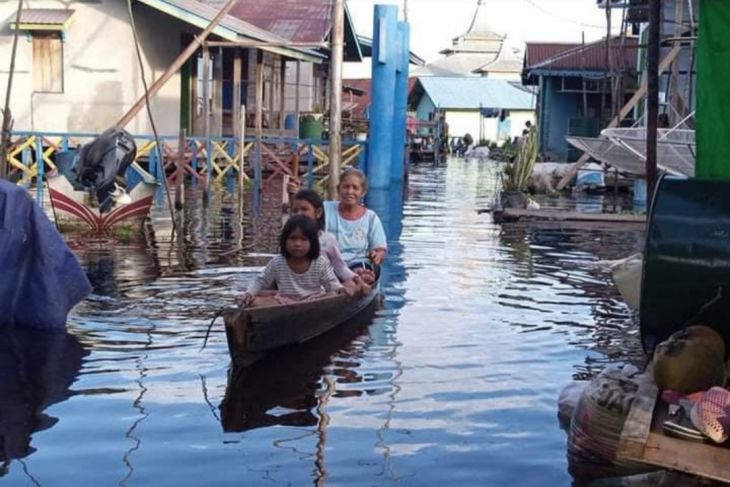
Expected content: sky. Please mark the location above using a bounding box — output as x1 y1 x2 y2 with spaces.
343 0 624 78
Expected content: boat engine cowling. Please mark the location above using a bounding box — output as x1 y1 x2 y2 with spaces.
73 128 137 213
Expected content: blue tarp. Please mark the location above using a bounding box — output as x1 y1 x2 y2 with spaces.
0 180 91 328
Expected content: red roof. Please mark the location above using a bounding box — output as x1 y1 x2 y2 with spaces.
524 37 639 73
226 0 333 43
343 78 418 119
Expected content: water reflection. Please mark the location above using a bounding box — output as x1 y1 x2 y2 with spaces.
0 327 87 475
220 316 372 433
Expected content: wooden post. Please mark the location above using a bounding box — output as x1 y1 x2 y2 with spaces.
295 60 301 139
255 52 264 192
176 128 186 209
239 105 246 214
115 0 239 129
0 0 23 179
233 48 242 140
328 0 345 199
280 60 286 137
202 46 211 141
647 0 660 202
212 48 223 136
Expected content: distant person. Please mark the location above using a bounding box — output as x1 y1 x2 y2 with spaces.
658 113 670 128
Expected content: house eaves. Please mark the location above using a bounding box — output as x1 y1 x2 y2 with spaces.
136 0 325 62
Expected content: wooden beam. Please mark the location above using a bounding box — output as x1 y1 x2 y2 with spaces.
212 48 223 136
328 0 345 199
556 44 683 191
280 59 286 136
646 0 661 200
116 0 239 129
205 40 328 49
202 45 211 141
295 60 301 138
232 48 242 141
255 52 264 171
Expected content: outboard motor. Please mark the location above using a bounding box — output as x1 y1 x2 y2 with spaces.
73 128 137 213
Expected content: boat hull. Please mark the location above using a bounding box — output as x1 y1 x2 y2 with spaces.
224 286 379 367
47 173 156 233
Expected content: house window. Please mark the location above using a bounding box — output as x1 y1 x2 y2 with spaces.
33 33 63 93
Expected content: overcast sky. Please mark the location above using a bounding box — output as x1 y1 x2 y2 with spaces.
344 0 624 78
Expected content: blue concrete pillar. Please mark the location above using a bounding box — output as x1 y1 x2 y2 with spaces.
391 21 410 184
368 4 398 190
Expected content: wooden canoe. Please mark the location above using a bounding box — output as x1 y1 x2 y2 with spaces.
224 284 379 367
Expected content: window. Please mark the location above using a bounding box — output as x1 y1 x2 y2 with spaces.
33 33 63 93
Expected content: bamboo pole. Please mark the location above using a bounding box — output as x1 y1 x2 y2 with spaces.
115 0 239 129
0 0 24 180
328 0 345 200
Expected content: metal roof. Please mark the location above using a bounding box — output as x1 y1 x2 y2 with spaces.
198 0 363 61
524 38 639 73
136 0 324 62
11 8 74 25
413 77 535 111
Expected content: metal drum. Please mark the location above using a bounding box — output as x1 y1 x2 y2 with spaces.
641 175 730 352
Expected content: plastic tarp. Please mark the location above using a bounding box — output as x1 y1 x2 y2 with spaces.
696 0 730 180
0 180 91 328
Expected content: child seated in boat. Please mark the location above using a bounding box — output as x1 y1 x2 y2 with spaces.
291 189 371 296
242 215 355 307
288 168 387 283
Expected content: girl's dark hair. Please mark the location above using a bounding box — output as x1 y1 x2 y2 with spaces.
280 214 320 260
293 189 325 230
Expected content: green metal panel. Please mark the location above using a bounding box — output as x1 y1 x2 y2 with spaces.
696 0 730 180
641 176 730 352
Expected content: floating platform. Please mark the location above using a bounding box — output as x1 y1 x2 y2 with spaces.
617 366 730 484
492 208 646 225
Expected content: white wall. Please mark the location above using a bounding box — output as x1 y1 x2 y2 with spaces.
0 0 186 136
446 109 535 143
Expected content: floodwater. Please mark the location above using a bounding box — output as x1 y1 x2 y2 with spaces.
2 160 646 486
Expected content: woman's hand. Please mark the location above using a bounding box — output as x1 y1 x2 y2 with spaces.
287 177 301 195
338 286 356 297
241 293 255 307
368 249 386 266
354 267 376 285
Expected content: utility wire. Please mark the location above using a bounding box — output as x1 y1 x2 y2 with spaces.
125 0 178 237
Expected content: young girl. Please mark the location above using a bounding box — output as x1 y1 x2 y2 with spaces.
291 189 371 296
242 215 352 307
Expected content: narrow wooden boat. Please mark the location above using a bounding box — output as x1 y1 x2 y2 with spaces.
224 283 379 367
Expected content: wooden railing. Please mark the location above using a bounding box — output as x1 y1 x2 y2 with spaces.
8 131 365 198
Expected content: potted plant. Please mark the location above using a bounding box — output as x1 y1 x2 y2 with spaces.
300 105 324 140
500 126 538 209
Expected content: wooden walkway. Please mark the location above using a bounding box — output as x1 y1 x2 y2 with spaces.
493 208 646 225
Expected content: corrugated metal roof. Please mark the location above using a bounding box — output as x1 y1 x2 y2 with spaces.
524 37 639 73
136 0 325 62
14 9 74 25
227 0 332 43
415 77 535 110
196 0 362 60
